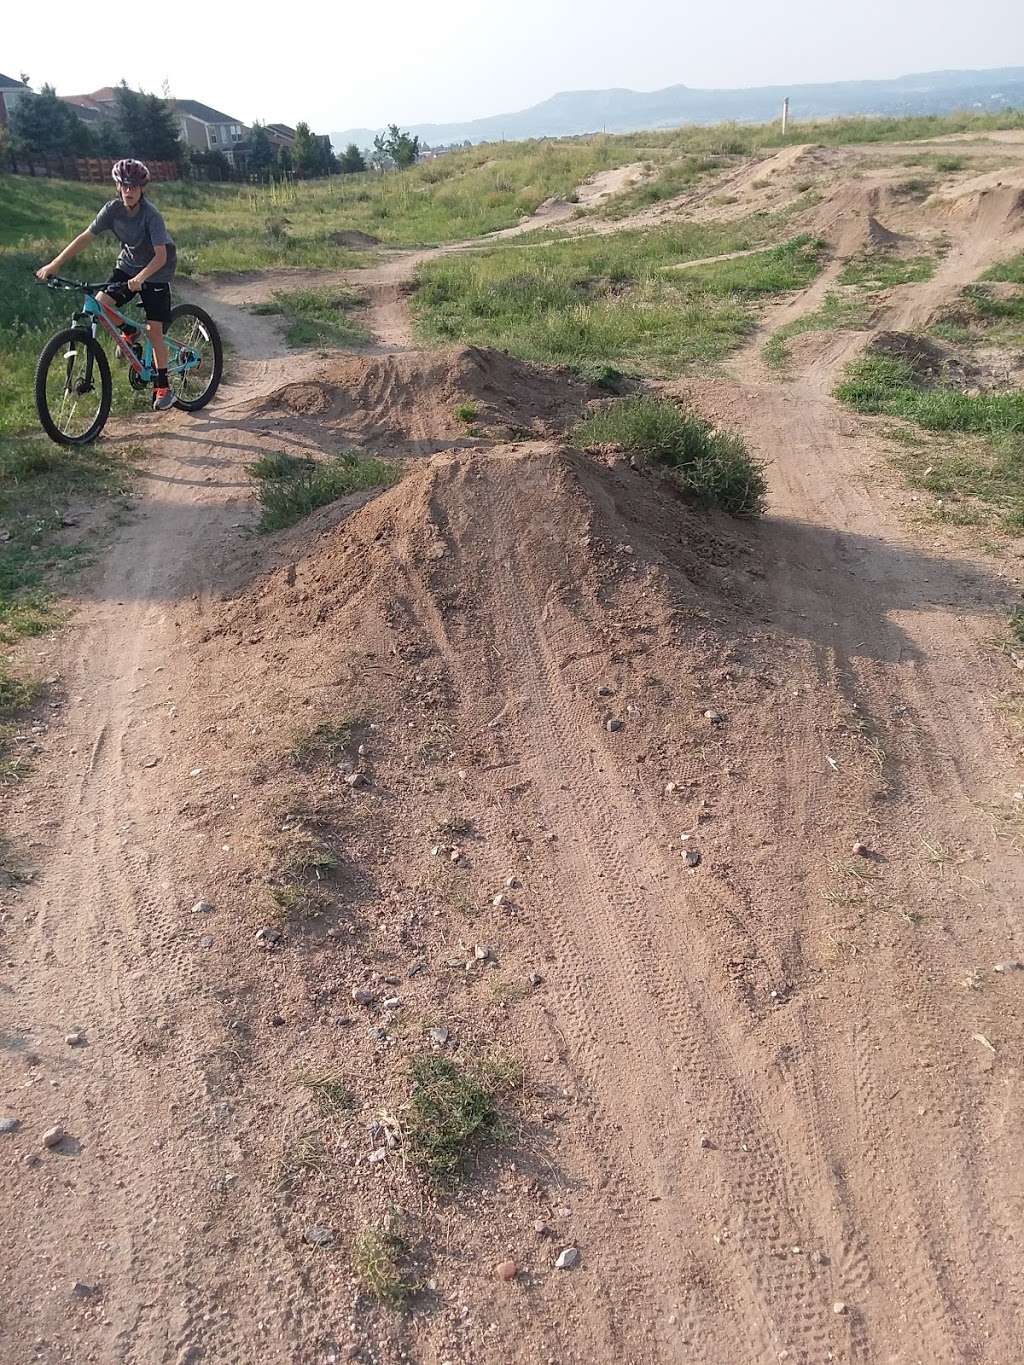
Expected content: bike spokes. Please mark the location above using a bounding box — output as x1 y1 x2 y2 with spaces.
45 336 103 441
167 313 215 403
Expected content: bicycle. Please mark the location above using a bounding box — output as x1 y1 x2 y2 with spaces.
34 276 223 446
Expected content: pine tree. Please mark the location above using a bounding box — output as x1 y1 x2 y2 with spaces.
11 84 92 157
247 122 276 181
293 121 319 177
339 142 366 174
114 82 182 162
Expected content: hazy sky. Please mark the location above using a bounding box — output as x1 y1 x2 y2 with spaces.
6 0 1023 132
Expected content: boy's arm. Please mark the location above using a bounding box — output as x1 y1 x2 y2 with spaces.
37 230 95 280
126 244 168 292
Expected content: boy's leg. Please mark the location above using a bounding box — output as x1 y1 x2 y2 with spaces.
147 320 175 411
146 320 169 371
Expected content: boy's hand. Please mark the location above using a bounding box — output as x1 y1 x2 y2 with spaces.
36 264 56 281
128 273 146 292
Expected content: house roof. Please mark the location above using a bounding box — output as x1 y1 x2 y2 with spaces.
0 73 29 89
63 86 120 108
174 98 241 125
267 122 295 137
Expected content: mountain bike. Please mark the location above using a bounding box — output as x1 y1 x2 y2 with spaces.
34 276 223 446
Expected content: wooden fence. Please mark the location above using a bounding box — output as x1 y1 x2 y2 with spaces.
6 155 181 183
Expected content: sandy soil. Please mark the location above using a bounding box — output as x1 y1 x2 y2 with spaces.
3 141 1024 1365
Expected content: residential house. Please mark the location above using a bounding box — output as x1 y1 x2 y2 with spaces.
61 85 120 126
173 99 247 165
266 123 296 152
0 72 33 126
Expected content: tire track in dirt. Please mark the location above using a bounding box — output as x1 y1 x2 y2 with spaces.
389 450 911 1364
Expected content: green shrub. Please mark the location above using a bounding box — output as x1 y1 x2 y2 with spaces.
574 397 766 516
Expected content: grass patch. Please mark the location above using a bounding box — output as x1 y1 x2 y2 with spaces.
403 1054 510 1184
839 253 935 287
413 225 826 376
598 155 726 217
574 396 766 516
250 286 369 348
0 667 43 786
454 402 478 424
835 354 1024 434
0 434 135 642
291 719 361 767
932 280 1024 350
983 252 1024 286
352 1223 410 1307
297 1071 356 1114
763 288 875 368
892 433 1024 533
249 449 399 532
1008 605 1024 649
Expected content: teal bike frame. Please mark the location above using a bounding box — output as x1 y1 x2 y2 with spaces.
72 286 199 384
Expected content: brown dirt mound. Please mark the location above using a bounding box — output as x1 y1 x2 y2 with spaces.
256 346 600 451
813 184 905 256
183 437 923 1363
933 178 1024 228
866 215 907 249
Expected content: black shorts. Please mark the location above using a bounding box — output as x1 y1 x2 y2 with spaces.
104 268 173 326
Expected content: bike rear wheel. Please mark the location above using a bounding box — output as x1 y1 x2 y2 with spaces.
165 303 223 411
34 328 112 446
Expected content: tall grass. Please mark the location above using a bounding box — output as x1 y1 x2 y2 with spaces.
836 354 1024 433
574 397 767 516
414 227 825 375
249 450 398 531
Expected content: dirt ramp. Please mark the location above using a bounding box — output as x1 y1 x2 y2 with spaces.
933 177 1024 230
813 183 904 255
256 346 599 450
245 441 755 628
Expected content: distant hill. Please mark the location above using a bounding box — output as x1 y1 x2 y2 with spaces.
331 66 1024 152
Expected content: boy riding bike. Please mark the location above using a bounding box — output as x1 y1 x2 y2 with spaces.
36 159 178 411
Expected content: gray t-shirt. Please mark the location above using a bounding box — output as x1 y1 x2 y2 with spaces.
89 197 177 283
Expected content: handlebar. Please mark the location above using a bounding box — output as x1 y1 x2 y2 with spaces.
39 275 107 293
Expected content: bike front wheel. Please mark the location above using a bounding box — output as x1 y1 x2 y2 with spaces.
34 328 112 446
165 303 223 411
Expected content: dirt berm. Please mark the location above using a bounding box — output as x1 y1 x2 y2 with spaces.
254 345 603 450
170 435 940 1362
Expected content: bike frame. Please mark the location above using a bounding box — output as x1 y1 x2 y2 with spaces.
73 290 200 384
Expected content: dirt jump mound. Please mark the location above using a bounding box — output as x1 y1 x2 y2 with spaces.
255 346 601 451
868 330 979 387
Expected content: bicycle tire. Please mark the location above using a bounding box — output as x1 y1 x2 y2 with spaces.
34 328 112 447
165 303 223 411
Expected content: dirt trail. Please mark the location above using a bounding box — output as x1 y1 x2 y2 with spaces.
4 141 1024 1365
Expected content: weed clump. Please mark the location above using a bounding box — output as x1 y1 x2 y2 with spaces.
249 450 399 532
574 397 767 516
353 1223 409 1306
404 1054 508 1184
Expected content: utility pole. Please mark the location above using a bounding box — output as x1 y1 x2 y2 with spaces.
782 97 790 137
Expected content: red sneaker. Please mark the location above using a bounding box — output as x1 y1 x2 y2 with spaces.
152 387 175 411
